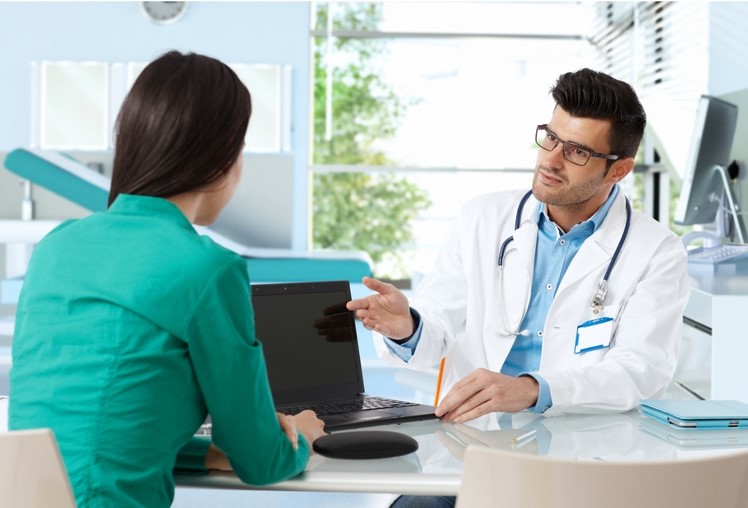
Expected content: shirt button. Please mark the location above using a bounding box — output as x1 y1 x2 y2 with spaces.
546 283 553 291
537 330 543 336
559 239 566 246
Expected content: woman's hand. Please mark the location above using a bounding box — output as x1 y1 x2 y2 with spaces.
204 444 231 471
277 412 299 449
291 410 326 452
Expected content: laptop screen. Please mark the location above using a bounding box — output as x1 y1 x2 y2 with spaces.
251 281 365 405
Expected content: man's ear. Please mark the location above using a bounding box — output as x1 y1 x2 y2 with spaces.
607 158 635 182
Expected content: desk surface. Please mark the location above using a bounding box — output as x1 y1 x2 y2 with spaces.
4 397 747 496
176 411 748 496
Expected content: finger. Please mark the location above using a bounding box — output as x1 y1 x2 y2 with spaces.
449 400 494 424
435 376 476 417
346 297 371 312
443 388 493 422
361 276 395 295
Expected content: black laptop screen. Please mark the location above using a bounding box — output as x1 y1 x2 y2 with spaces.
251 281 365 405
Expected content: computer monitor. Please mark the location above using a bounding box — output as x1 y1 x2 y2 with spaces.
673 95 745 243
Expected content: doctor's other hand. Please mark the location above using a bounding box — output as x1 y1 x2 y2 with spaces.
435 369 539 423
346 277 413 339
291 409 326 453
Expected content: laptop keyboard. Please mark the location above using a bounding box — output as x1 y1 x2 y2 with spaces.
194 397 422 436
279 396 419 416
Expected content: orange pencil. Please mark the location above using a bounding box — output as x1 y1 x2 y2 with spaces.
434 356 446 406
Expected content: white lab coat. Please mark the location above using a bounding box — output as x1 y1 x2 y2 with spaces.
374 189 690 416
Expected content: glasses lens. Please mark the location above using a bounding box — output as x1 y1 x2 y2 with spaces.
536 127 556 151
562 143 592 166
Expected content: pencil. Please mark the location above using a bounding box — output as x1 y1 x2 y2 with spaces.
434 357 446 406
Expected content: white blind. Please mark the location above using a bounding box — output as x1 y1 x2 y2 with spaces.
587 1 710 178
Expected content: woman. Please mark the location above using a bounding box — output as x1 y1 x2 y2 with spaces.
9 50 325 508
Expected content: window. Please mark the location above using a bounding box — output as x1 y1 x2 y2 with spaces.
310 1 592 279
35 60 290 154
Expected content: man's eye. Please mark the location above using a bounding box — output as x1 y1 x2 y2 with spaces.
547 133 558 142
572 146 587 157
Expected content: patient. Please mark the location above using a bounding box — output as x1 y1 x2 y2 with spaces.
8 50 325 508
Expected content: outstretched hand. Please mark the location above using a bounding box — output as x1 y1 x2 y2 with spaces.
346 277 414 340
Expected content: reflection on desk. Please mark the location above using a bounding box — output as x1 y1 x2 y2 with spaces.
176 410 748 496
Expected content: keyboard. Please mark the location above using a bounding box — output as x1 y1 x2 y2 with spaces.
279 396 419 416
194 396 421 436
688 244 748 264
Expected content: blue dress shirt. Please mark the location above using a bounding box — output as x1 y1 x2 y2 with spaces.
386 186 620 414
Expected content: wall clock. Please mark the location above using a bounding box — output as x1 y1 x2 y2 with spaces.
141 2 188 25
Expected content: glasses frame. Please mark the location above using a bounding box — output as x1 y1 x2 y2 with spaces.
535 124 619 166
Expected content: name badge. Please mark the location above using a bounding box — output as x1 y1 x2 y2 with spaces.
574 317 614 354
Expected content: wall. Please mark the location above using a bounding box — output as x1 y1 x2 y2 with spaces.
0 1 311 254
709 2 748 97
711 3 748 218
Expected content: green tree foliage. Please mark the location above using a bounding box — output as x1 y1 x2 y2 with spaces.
311 3 431 278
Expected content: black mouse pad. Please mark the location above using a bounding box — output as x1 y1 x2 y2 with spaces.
313 430 418 459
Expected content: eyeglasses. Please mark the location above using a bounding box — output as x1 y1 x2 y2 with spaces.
535 124 619 166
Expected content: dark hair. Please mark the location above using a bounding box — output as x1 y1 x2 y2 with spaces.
550 68 646 160
109 51 251 206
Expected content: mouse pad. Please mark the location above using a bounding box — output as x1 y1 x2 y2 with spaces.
313 430 418 459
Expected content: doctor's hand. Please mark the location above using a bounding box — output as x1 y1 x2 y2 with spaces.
435 369 539 423
346 277 413 340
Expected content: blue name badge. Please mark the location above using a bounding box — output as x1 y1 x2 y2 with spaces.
574 317 614 354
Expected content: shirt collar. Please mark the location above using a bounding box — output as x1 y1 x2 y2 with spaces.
107 194 194 230
535 184 620 235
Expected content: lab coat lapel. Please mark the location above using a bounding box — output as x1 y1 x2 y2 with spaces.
556 193 628 295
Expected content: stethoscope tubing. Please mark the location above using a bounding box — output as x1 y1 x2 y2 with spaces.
496 189 632 336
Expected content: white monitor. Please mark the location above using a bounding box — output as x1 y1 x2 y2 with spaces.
673 95 744 241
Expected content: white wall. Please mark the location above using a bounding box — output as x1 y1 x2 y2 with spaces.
709 2 748 96
0 1 311 250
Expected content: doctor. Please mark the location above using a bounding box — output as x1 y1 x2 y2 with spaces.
347 68 690 423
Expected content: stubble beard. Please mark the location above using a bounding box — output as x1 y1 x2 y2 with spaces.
531 164 606 211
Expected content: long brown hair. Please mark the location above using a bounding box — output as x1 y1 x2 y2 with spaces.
109 51 251 206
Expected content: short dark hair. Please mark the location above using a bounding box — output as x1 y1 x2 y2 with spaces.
550 68 646 160
109 51 251 206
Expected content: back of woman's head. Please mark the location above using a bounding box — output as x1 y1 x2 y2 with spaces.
109 51 251 206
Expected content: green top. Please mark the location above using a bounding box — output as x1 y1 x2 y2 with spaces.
9 194 309 508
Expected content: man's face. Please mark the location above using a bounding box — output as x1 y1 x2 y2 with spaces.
532 106 618 213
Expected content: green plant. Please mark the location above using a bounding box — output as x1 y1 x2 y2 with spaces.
311 2 430 278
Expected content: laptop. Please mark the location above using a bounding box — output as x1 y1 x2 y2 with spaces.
252 280 437 431
640 399 748 429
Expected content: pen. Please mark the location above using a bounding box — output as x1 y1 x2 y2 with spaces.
434 357 446 406
510 429 537 445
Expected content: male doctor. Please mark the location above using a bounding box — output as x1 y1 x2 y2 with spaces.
347 68 690 424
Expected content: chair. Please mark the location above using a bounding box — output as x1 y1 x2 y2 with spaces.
0 428 77 508
456 444 748 508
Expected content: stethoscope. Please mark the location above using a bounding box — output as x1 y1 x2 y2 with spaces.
497 189 632 337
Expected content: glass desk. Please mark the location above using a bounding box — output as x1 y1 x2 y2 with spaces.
176 410 748 496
